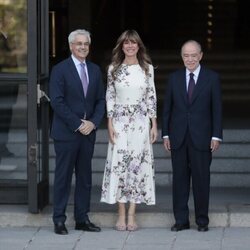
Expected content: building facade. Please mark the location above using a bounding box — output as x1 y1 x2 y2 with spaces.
0 0 249 213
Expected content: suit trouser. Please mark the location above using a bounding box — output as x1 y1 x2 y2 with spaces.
53 134 95 224
171 132 212 226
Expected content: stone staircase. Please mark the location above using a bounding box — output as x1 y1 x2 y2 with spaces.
172 0 238 51
2 128 250 188
89 129 250 188
1 128 250 227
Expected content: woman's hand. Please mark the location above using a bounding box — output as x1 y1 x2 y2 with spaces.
108 118 116 144
150 118 158 143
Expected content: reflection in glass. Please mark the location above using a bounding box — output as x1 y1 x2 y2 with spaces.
0 0 27 73
0 84 27 180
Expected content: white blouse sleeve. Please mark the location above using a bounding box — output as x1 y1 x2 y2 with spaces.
146 64 157 118
106 65 116 118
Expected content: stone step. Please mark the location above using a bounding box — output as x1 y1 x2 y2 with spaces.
2 161 250 187
1 129 250 187
0 187 250 227
5 128 250 145
1 171 250 188
2 157 250 174
5 129 250 158
4 133 250 160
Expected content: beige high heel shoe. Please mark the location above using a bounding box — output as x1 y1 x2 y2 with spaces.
115 215 126 231
127 214 138 231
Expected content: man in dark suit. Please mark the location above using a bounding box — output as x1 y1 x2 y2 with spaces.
49 29 105 235
162 40 222 232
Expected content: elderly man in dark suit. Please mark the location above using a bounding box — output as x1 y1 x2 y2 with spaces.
49 29 105 235
162 40 222 232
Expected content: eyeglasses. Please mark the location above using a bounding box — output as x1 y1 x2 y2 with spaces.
182 53 201 60
71 42 90 47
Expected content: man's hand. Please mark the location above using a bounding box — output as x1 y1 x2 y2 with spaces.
163 138 171 151
79 120 95 135
210 139 220 152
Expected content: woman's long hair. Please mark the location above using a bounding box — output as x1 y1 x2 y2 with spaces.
110 30 152 79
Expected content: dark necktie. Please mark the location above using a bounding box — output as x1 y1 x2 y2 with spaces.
80 63 88 96
187 72 195 102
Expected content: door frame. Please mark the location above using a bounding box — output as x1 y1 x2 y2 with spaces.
27 0 50 213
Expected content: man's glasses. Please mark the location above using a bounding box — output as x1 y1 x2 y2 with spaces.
71 42 90 47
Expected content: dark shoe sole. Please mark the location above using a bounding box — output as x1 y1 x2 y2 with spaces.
54 230 68 235
171 224 190 232
198 226 208 232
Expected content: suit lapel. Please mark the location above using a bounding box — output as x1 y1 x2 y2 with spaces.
67 57 85 97
68 57 79 82
85 61 93 98
179 69 188 103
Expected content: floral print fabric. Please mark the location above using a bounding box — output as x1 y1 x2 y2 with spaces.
101 64 157 205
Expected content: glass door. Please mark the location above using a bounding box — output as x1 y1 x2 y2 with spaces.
0 1 28 203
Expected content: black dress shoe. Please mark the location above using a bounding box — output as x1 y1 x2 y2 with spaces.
75 219 101 232
54 222 68 235
171 223 190 232
198 225 208 232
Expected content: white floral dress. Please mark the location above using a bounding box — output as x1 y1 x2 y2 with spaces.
101 64 157 205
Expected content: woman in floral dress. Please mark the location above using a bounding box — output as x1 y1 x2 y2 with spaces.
101 30 158 231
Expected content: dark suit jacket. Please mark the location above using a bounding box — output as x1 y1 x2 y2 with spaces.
49 57 105 141
162 66 222 151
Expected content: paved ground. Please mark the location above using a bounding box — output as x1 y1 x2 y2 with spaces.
1 226 250 250
0 187 250 250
